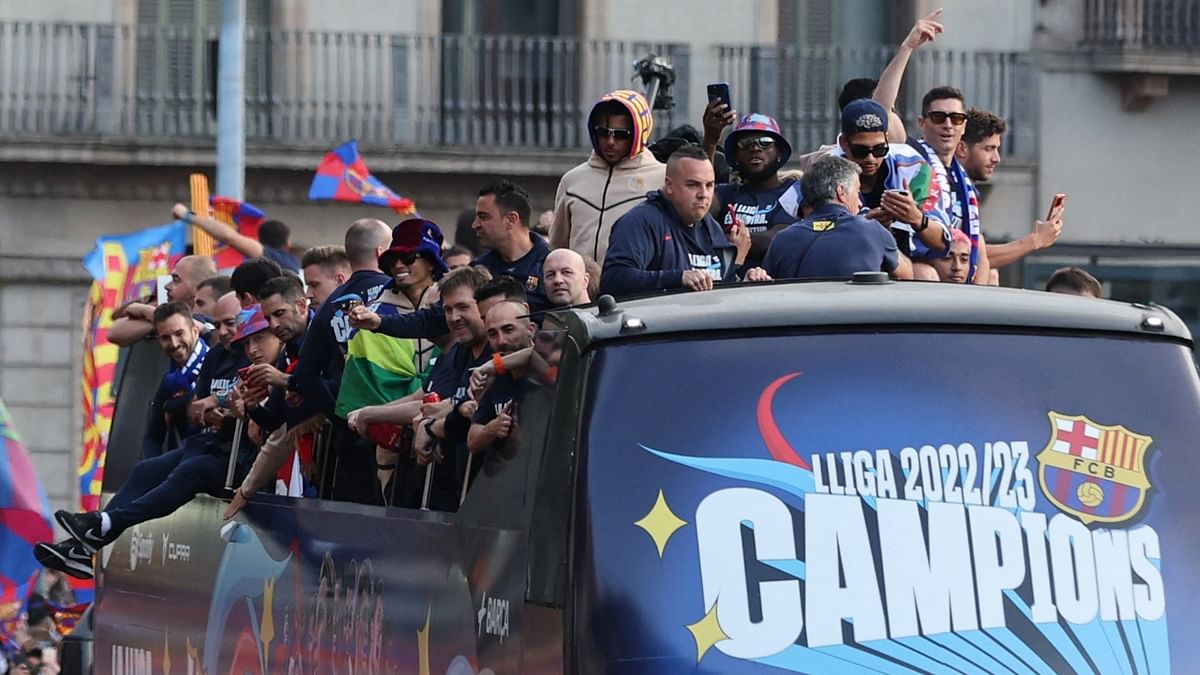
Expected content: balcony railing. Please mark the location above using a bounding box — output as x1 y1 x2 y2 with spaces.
1084 0 1200 50
0 22 689 151
715 45 1037 159
0 21 1033 161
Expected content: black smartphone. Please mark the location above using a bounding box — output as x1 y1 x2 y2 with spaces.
706 82 731 110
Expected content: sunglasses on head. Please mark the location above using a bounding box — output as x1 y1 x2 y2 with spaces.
736 136 777 151
924 110 968 125
848 143 889 159
594 126 633 140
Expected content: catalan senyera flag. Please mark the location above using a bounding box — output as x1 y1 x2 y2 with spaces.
79 221 187 511
308 140 417 214
209 195 267 270
0 398 53 619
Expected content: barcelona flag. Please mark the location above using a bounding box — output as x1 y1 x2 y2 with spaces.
308 140 417 214
0 398 53 618
209 195 266 270
79 221 188 511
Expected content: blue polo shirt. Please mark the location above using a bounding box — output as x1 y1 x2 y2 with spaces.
762 202 899 279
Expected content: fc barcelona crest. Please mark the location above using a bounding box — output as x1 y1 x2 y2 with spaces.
526 275 540 291
1037 412 1154 525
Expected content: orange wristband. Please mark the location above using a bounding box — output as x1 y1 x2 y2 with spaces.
493 352 506 376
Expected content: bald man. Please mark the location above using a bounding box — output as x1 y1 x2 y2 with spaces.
187 292 250 429
543 248 592 307
165 255 218 307
211 292 242 350
287 218 393 504
108 255 219 347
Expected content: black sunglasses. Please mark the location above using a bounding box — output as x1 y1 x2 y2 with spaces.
396 252 422 265
736 136 777 151
848 143 889 159
924 110 968 126
594 126 633 140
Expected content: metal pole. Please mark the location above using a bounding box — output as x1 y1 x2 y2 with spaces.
420 462 434 510
225 417 245 490
216 0 245 200
459 452 474 505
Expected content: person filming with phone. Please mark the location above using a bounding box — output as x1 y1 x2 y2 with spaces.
956 108 1065 275
781 99 950 281
701 91 800 269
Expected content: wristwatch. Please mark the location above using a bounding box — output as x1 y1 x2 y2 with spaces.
915 214 930 233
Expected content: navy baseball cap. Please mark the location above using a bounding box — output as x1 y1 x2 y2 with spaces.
841 98 889 136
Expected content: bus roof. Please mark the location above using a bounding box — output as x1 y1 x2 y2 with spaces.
561 279 1192 348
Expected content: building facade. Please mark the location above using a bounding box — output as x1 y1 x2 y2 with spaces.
1 0 1197 511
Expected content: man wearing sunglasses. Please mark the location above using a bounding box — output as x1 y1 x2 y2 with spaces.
550 89 665 265
779 99 950 279
909 86 991 284
705 113 800 268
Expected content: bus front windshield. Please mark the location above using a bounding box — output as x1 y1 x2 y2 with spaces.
576 331 1200 673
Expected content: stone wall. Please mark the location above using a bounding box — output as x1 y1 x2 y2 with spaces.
0 255 91 516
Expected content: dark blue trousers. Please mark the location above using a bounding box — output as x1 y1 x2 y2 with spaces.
106 432 244 537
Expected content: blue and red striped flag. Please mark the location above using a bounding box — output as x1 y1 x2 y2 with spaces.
0 398 53 618
308 140 417 214
209 195 266 270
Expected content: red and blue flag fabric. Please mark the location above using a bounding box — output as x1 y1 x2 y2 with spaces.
209 196 266 270
308 140 417 214
0 398 54 622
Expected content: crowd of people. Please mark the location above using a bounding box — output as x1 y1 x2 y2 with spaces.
31 10 1105 582
0 570 77 674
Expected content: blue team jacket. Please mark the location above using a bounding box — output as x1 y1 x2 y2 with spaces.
600 191 738 297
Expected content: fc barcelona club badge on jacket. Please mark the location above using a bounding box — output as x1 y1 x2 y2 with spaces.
526 276 540 291
1037 412 1154 525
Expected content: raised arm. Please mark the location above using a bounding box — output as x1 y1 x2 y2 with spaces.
874 9 944 143
172 202 265 260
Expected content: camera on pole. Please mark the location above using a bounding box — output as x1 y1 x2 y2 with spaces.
633 54 676 124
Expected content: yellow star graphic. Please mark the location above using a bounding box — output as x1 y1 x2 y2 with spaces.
686 601 728 662
260 577 276 671
417 605 431 675
634 490 687 558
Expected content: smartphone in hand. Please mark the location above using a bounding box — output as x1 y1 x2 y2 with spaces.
1046 193 1066 219
706 82 731 110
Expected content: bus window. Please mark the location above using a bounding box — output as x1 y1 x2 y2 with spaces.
456 322 569 532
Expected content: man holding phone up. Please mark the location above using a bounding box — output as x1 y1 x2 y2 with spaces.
702 108 800 269
956 108 1065 274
